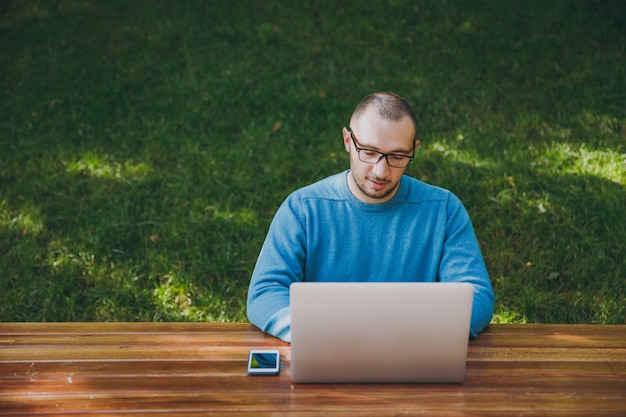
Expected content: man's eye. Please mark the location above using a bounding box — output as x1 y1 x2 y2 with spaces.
390 155 407 162
363 150 380 157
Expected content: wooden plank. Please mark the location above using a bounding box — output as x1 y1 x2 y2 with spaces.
1 391 625 416
0 359 247 376
1 371 624 394
0 335 286 351
470 347 626 362
2 344 623 362
0 358 623 377
3 323 624 342
2 325 623 349
1 322 620 335
0 346 273 361
0 412 621 417
476 325 626 348
0 322 256 334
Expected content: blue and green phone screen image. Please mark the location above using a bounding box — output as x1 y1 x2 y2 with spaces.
250 352 278 369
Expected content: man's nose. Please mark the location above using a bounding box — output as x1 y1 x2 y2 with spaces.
372 156 390 177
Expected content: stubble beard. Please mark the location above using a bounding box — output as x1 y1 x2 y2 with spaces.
351 171 400 201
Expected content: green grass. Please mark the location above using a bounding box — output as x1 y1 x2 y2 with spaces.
1 0 624 325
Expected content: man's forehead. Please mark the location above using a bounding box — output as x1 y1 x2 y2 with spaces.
353 111 415 144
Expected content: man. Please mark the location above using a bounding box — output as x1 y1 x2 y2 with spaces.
247 91 494 342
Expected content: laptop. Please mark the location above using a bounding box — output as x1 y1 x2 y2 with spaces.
290 282 474 383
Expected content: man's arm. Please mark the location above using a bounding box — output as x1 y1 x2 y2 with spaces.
246 197 305 342
440 194 495 337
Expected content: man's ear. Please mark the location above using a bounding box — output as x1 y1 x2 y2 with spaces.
342 128 352 153
414 140 421 151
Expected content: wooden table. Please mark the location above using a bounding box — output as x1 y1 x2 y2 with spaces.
1 323 624 416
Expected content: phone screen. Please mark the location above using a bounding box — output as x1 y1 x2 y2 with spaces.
247 350 280 375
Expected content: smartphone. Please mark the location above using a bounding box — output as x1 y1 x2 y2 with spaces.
247 350 280 375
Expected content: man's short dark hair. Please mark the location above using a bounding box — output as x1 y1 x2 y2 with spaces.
352 92 418 136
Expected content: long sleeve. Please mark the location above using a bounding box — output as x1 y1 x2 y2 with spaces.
439 192 494 337
246 195 306 342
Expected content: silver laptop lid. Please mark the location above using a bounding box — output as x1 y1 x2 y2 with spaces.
290 282 474 383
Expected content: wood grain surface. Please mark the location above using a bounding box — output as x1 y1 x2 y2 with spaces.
1 323 624 416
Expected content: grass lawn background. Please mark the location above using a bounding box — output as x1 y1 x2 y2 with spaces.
1 0 624 324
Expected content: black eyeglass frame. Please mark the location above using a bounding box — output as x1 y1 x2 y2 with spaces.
347 127 415 168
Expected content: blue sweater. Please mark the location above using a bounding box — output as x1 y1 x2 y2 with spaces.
247 171 494 341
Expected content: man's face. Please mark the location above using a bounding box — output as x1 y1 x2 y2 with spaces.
343 107 419 204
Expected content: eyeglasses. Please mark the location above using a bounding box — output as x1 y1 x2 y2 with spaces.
347 127 414 168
